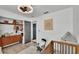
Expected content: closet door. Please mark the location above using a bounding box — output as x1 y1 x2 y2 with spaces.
24 21 31 43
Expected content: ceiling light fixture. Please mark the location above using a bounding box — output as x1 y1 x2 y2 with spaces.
17 5 33 14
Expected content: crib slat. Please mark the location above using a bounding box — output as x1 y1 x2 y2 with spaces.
68 45 70 54
60 43 62 54
71 46 73 54
65 45 67 54
55 42 56 53
63 44 65 54
56 43 58 54
62 44 64 54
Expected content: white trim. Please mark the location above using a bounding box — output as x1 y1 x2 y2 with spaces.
31 22 37 41
22 20 25 44
31 22 33 41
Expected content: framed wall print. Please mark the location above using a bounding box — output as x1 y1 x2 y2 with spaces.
44 17 53 30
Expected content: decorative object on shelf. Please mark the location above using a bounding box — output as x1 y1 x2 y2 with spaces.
17 5 33 14
0 19 23 26
19 25 23 31
44 17 53 30
4 20 8 23
13 20 16 24
8 20 13 23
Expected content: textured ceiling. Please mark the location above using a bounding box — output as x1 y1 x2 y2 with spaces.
0 5 73 18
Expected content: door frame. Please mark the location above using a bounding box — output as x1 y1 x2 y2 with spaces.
31 22 37 41
22 21 31 44
33 23 36 40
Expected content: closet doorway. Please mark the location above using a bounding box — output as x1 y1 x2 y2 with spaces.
33 23 36 40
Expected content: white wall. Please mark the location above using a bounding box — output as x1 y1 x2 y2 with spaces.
73 6 79 36
36 8 73 43
0 24 14 35
73 6 79 43
0 8 32 22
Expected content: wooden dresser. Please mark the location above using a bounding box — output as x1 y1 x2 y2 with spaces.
0 35 22 47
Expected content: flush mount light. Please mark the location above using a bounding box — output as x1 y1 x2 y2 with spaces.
17 5 33 14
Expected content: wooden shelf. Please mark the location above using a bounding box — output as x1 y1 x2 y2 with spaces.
0 22 23 26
